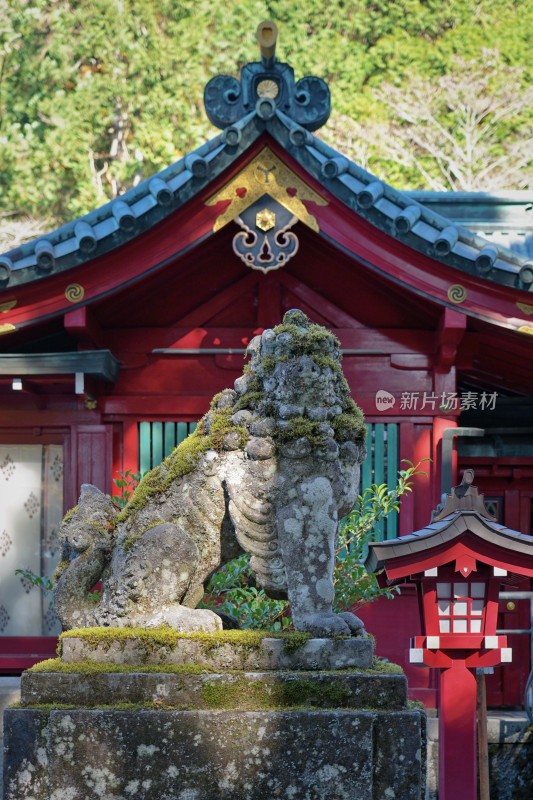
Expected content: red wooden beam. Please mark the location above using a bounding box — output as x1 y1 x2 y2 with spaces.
437 308 467 369
64 306 105 348
178 272 262 327
278 271 364 328
257 274 281 328
106 326 438 355
102 395 213 416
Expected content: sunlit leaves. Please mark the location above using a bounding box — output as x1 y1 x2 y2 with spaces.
1 0 533 228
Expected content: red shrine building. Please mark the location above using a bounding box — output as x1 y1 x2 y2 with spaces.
1 23 533 708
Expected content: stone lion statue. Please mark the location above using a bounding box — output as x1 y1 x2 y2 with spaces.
54 310 367 637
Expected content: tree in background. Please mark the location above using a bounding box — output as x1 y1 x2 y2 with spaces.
328 52 533 191
1 0 533 243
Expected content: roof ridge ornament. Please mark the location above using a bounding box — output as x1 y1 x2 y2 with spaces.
204 21 330 132
431 468 496 523
257 20 277 68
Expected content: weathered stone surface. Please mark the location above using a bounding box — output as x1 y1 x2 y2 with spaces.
373 711 426 800
222 430 242 450
3 709 49 800
61 634 373 670
245 436 275 460
231 409 253 426
0 678 20 737
249 418 276 436
4 706 425 800
488 733 533 800
53 310 367 638
21 669 407 710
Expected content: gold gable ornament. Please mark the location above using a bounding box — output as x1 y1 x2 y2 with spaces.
206 147 327 272
256 209 276 232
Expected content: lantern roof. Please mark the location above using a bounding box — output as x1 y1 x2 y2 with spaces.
365 471 533 580
1 22 532 298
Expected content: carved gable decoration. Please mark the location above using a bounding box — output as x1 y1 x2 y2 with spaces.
206 147 328 273
203 21 330 132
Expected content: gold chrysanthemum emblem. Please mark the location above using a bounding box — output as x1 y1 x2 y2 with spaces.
256 209 276 231
257 79 279 99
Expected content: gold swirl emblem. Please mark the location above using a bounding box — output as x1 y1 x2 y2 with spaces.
65 283 84 303
447 284 467 304
0 323 16 335
257 79 279 99
518 325 533 336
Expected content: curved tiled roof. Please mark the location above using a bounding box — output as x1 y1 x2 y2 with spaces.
365 510 533 576
1 52 533 293
407 191 533 260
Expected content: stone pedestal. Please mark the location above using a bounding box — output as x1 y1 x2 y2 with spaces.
3 633 426 800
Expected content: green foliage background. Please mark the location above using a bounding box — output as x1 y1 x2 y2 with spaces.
1 0 532 228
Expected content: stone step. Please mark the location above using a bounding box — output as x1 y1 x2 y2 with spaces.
61 633 373 671
21 669 408 711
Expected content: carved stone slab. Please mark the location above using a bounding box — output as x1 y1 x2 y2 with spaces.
61 635 373 671
21 669 408 711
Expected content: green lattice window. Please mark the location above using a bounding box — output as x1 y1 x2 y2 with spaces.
360 423 400 541
138 421 197 474
137 420 399 540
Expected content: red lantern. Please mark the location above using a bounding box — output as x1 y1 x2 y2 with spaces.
365 470 533 800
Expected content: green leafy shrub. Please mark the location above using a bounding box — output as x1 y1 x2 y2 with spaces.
334 460 427 612
111 469 142 509
201 460 427 628
199 554 292 631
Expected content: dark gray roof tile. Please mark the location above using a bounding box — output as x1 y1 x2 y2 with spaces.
337 173 366 195
411 220 439 243
374 197 400 219
2 53 533 295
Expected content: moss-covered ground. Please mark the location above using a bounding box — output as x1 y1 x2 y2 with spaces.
28 657 211 675
57 626 316 655
28 654 401 677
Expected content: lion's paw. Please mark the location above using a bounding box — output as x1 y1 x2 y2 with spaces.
337 611 365 636
297 611 364 638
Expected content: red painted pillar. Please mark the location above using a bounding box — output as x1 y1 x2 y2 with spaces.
439 660 477 800
121 419 139 478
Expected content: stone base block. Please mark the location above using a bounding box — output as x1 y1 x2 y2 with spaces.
5 634 424 800
21 669 408 710
0 678 20 737
61 634 373 670
4 707 425 800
